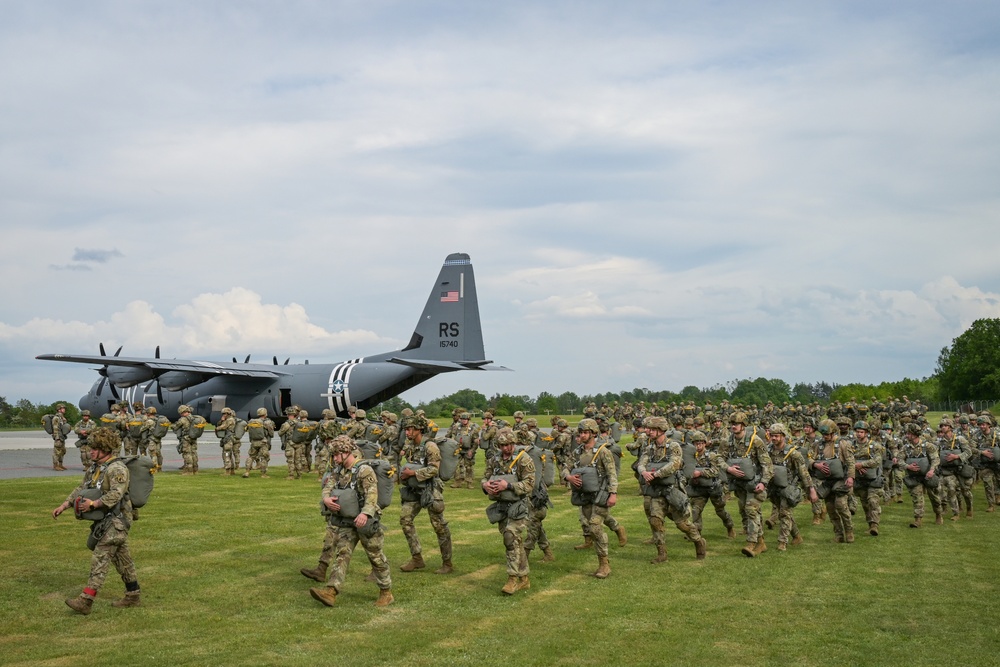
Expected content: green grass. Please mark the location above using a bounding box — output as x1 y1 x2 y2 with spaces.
5 450 1000 667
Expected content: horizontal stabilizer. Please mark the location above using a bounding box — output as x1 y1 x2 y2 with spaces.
386 357 511 372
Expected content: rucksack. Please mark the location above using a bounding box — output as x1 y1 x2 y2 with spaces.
42 414 55 435
359 459 396 509
188 415 208 440
434 437 461 482
233 419 248 440
290 420 317 445
122 455 156 508
152 416 171 439
126 417 144 439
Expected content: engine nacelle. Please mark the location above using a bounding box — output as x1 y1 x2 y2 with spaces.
106 366 159 388
158 371 207 391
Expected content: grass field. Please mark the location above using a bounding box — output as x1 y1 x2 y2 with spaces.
5 427 999 667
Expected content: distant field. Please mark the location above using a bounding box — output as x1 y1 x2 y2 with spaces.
6 439 999 667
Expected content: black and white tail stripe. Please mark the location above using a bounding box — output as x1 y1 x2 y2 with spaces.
326 358 364 415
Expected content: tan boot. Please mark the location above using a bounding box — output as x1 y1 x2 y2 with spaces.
517 576 530 591
615 525 628 547
869 523 879 536
434 560 454 575
501 575 520 595
400 555 426 572
365 569 377 583
966 510 974 519
111 591 141 608
65 595 94 615
300 562 328 582
242 472 250 478
574 536 594 551
374 588 394 607
950 514 959 522
811 515 823 525
791 534 804 546
741 541 757 558
909 517 922 528
935 513 944 525
593 556 611 579
845 530 855 543
541 547 555 563
694 538 707 560
309 587 337 607
726 526 736 539
777 542 787 551
650 544 668 564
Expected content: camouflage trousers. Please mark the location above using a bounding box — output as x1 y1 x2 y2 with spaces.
733 488 766 545
286 443 307 478
690 492 734 533
246 440 270 474
647 495 701 546
146 437 163 469
85 522 137 596
455 453 476 484
580 504 612 558
123 436 139 457
497 515 528 576
523 504 549 552
78 444 91 467
314 446 330 477
981 468 996 508
399 500 452 562
221 438 239 471
180 438 199 471
52 439 66 467
322 522 391 593
940 474 960 515
907 479 942 519
579 505 621 539
885 467 905 500
825 492 854 540
770 496 802 546
854 484 882 528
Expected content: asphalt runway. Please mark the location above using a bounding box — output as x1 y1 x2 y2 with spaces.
0 431 289 480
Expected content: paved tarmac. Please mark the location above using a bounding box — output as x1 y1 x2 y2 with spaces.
0 431 289 480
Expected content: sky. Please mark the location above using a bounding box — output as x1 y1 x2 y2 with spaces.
2 1 1000 407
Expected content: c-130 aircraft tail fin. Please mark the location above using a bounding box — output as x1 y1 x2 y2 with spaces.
386 253 506 372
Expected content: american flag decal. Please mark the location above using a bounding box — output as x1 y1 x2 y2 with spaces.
440 291 459 302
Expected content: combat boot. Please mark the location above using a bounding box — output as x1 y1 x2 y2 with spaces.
260 472 269 478
650 544 668 564
777 542 787 551
593 556 611 579
517 575 530 591
726 525 736 540
365 569 377 583
541 547 555 562
869 523 879 536
950 513 959 522
694 537 707 560
966 509 974 519
450 480 463 489
615 525 628 547
309 587 337 607
501 575 520 595
845 530 855 543
434 560 454 575
909 517 922 528
741 541 757 558
811 515 823 526
111 591 141 608
573 536 594 551
935 513 944 525
65 595 94 615
374 588 394 607
399 555 426 572
987 505 995 513
300 562 328 582
791 534 804 546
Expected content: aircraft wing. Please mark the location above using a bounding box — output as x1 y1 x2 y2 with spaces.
36 354 292 379
386 357 511 372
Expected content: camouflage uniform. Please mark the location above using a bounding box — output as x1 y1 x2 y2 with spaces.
244 410 275 477
482 431 535 593
215 409 238 474
562 419 619 578
637 419 706 562
901 426 942 526
285 412 315 479
399 418 453 573
811 422 857 543
450 413 480 489
51 407 69 469
937 423 973 519
975 418 998 511
314 412 341 476
726 417 773 555
767 427 815 550
141 408 168 472
852 425 885 535
54 428 140 613
122 405 145 457
688 438 735 537
377 413 400 467
172 407 199 474
72 414 96 468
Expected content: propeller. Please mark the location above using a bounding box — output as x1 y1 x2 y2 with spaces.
95 343 122 399
142 345 164 404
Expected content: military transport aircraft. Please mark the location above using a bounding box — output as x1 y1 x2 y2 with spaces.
37 253 505 422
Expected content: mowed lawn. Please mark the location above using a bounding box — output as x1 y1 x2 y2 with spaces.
5 447 999 667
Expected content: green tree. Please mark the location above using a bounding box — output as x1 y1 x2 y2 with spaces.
936 318 1000 401
535 392 558 415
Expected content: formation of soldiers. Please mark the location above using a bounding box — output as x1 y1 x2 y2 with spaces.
50 396 999 612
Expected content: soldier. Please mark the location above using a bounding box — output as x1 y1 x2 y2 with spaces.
172 405 199 475
901 422 942 527
343 408 368 441
975 416 998 512
937 418 973 520
451 412 480 489
305 436 393 608
481 428 535 595
810 419 856 543
549 419 574 484
122 403 145 457
687 430 735 539
852 421 884 535
477 411 498 460
277 406 299 466
51 427 142 614
377 412 400 467
398 414 454 574
638 417 706 563
314 409 340 476
50 403 70 471
725 412 773 557
767 423 818 551
285 409 314 480
243 408 275 478
881 422 905 504
215 407 239 476
141 407 168 472
563 418 619 579
72 409 96 469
